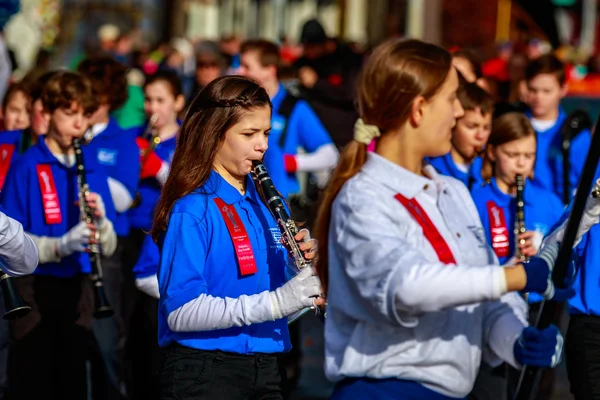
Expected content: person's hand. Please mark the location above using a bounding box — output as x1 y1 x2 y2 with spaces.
514 325 564 367
523 242 575 301
85 192 107 228
269 266 322 320
294 228 317 261
56 221 93 258
517 231 539 257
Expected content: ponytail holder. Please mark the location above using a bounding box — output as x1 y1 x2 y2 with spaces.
353 118 381 146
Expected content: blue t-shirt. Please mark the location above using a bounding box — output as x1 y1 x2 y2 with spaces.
527 109 591 202
428 153 484 190
127 124 178 231
87 118 140 236
133 233 159 279
471 178 564 302
0 138 117 277
157 170 291 354
262 84 333 198
472 177 563 262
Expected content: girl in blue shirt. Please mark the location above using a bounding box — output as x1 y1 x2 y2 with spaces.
0 71 118 400
471 112 564 283
123 70 184 400
152 75 323 400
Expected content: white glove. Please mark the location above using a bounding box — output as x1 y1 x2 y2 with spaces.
86 192 107 228
584 178 600 218
269 266 321 320
56 221 91 258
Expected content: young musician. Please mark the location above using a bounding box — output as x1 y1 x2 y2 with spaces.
0 71 118 399
315 38 570 400
152 75 323 400
1 82 30 132
525 54 591 202
238 39 338 199
429 81 494 189
471 112 563 274
123 70 183 400
77 55 140 398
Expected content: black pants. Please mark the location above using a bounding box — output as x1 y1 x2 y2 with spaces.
159 345 286 400
566 315 600 399
122 228 161 400
6 275 94 400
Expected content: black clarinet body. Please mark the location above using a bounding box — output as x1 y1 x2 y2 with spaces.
73 138 114 319
514 174 527 262
0 271 30 320
251 160 315 323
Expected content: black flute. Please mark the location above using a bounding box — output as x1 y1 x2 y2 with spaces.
73 138 114 319
0 271 30 320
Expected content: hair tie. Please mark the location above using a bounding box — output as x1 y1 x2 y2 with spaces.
353 118 381 145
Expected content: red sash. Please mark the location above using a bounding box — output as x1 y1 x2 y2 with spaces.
0 144 15 190
394 193 457 265
214 198 258 276
36 165 62 225
486 201 510 258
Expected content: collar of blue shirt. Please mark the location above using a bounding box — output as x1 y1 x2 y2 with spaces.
200 170 262 205
361 152 447 200
32 136 98 172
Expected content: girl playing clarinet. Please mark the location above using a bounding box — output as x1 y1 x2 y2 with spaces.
152 75 324 400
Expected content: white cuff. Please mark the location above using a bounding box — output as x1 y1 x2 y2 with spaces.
156 162 170 186
136 274 160 299
98 220 117 257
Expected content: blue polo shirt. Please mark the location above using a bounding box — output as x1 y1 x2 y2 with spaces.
564 166 600 316
0 138 117 277
428 153 485 190
127 124 178 231
87 118 140 236
157 170 291 354
527 109 591 202
133 233 159 279
262 84 333 198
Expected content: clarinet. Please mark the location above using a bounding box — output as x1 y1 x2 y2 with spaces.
251 160 318 324
73 138 114 319
514 174 527 262
130 114 159 209
0 271 31 320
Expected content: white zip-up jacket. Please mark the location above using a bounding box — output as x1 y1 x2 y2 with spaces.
325 153 528 398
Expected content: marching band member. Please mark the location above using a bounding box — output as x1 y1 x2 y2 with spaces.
123 69 184 400
1 82 30 132
0 71 117 399
152 75 323 400
429 80 493 189
315 38 570 400
471 112 563 271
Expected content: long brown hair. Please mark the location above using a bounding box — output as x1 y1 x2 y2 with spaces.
481 112 536 182
151 75 271 243
314 38 453 293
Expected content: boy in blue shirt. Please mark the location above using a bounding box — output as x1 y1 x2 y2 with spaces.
77 55 140 399
429 80 493 189
0 71 118 399
525 54 591 202
238 39 339 199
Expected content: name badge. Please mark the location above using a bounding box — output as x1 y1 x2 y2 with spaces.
486 201 510 258
213 198 258 276
0 144 15 190
36 164 62 225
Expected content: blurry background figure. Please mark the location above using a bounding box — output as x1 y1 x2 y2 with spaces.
98 24 120 55
159 37 195 100
451 48 482 83
293 18 362 149
220 34 241 73
190 40 225 101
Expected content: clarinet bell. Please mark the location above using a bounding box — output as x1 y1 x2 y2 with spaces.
0 274 31 320
93 284 114 319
